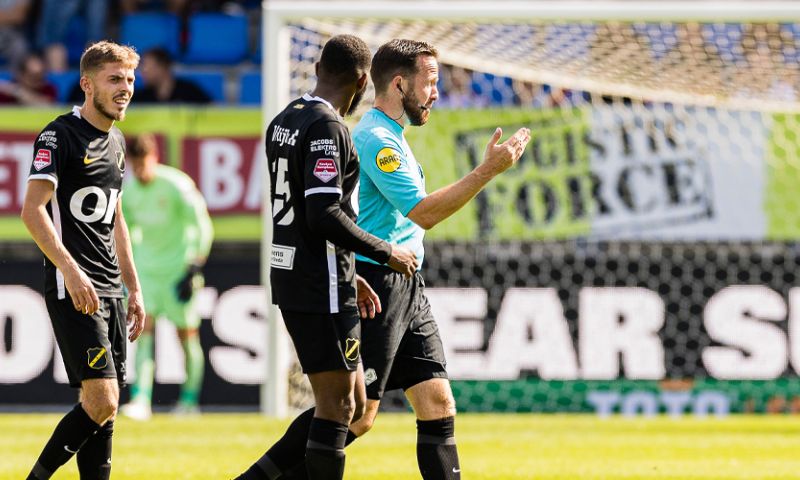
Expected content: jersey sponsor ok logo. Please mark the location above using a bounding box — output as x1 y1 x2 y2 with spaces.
70 187 119 224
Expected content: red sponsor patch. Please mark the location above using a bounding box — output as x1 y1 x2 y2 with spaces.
33 149 52 171
313 158 338 183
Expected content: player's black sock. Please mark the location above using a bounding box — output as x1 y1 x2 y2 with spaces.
416 417 461 480
305 417 348 480
235 407 316 480
235 407 360 480
280 423 359 480
27 403 100 480
77 419 113 480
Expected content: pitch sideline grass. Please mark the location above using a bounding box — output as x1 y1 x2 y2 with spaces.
3 413 800 479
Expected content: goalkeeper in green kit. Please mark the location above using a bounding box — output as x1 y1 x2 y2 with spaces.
120 133 214 420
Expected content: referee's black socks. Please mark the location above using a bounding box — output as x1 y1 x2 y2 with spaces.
27 403 100 480
417 416 461 480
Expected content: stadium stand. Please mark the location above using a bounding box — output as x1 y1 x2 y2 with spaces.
183 13 249 64
175 71 226 103
239 71 261 105
120 12 182 58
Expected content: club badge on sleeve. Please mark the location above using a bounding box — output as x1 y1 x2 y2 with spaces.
33 149 52 171
313 158 338 182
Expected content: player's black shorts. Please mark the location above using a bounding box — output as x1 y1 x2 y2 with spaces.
281 309 361 374
356 261 448 400
46 296 128 388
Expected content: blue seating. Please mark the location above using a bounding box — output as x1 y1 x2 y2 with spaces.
702 23 746 65
183 13 248 64
64 16 88 65
176 71 225 102
47 71 81 103
121 13 181 58
239 71 261 105
470 72 515 106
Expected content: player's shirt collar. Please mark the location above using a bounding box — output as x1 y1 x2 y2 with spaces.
302 93 337 114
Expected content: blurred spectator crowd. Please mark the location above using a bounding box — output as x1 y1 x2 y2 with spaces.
0 0 588 109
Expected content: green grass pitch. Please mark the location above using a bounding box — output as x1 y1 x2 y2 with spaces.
3 413 800 479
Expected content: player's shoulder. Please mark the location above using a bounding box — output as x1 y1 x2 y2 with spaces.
35 111 78 152
157 164 198 192
157 163 194 184
109 125 126 145
37 111 76 137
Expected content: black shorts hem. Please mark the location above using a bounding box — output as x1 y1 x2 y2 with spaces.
68 373 122 389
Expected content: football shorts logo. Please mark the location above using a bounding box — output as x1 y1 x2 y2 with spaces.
87 347 108 370
344 338 360 361
33 149 52 171
376 147 401 173
313 158 338 183
364 368 377 386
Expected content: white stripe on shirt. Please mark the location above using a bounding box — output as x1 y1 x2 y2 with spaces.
28 174 58 188
326 241 338 314
305 187 342 197
50 195 66 300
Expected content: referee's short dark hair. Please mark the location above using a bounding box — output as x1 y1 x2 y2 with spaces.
318 34 372 86
371 39 438 95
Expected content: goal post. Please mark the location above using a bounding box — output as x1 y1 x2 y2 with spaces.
261 1 800 417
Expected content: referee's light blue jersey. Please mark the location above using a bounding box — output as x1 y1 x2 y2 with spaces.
353 108 427 268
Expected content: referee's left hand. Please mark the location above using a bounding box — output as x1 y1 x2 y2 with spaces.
356 275 381 319
126 289 146 341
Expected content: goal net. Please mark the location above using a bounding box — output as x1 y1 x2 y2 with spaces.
262 1 800 416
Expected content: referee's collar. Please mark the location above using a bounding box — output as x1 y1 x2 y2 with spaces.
371 108 405 136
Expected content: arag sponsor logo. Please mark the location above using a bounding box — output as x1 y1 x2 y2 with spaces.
376 147 402 173
455 107 713 239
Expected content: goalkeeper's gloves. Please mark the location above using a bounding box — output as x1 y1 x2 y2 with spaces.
176 263 204 303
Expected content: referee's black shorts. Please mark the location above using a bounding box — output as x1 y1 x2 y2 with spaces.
356 261 448 400
281 309 361 374
46 296 128 388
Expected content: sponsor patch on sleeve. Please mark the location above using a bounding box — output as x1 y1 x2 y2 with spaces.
33 149 52 171
376 147 402 173
313 158 338 183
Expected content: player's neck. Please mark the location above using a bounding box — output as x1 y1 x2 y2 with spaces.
374 97 405 127
79 104 114 132
310 86 350 116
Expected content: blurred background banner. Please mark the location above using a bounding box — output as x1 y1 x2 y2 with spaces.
8 2 800 417
6 239 800 414
4 105 800 414
2 105 799 239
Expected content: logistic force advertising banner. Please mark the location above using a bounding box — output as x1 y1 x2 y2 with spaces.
0 105 795 240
